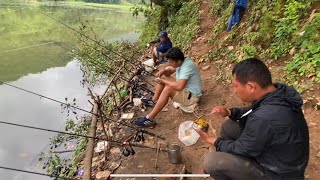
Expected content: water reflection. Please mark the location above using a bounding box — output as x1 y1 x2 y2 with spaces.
0 6 142 82
0 60 105 180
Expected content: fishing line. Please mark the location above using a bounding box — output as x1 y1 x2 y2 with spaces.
55 41 155 91
0 81 163 140
0 42 55 54
40 11 156 77
0 166 75 180
0 120 160 150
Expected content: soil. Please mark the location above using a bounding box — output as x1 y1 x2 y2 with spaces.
94 0 320 179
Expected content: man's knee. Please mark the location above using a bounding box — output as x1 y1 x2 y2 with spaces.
204 151 232 176
220 119 241 140
221 119 237 129
162 85 175 97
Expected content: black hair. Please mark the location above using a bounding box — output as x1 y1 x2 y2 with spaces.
165 47 185 62
232 58 273 88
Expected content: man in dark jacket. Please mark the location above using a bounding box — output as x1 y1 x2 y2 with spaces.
152 31 172 64
196 58 309 180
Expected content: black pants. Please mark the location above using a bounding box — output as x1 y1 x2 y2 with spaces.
204 119 266 180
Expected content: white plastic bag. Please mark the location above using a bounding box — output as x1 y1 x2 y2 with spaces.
178 121 200 146
143 58 155 72
133 98 142 106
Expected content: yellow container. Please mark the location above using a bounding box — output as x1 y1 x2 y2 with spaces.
193 117 209 132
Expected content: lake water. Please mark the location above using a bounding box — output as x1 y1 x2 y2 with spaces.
0 4 142 179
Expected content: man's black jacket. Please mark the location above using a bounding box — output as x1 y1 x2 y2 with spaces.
215 83 309 179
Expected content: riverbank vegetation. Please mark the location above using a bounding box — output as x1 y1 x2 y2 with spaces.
207 0 320 93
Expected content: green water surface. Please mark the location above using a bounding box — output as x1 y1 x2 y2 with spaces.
0 5 141 82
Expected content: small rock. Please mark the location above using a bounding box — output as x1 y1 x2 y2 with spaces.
238 54 243 61
92 159 101 168
300 48 306 53
162 107 169 112
246 26 253 33
215 60 223 64
92 156 99 162
316 151 320 158
94 141 109 153
138 164 143 168
305 174 309 179
148 136 154 140
227 46 234 50
198 58 205 63
96 170 111 180
309 122 317 127
109 161 121 171
299 31 305 36
121 113 134 120
110 147 121 155
202 65 210 70
141 109 145 112
289 47 295 56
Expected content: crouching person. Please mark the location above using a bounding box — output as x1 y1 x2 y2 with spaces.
134 47 202 128
196 58 309 180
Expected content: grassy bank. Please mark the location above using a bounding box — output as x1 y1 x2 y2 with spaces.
206 0 320 93
138 0 200 50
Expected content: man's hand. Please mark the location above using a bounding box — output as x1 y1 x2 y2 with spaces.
155 77 164 83
156 70 165 78
211 106 231 117
195 129 216 145
156 66 175 78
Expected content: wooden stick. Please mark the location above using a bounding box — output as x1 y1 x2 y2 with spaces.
120 87 133 110
113 81 122 101
83 100 99 180
154 142 160 169
179 165 186 180
87 87 95 100
101 61 125 100
51 150 74 154
97 96 109 138
118 96 130 108
112 91 118 107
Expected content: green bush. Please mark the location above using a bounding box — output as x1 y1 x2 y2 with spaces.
286 13 320 83
270 0 307 59
168 0 200 50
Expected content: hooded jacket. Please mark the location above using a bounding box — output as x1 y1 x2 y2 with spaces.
215 83 309 180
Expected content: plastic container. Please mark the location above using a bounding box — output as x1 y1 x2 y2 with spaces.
193 118 209 132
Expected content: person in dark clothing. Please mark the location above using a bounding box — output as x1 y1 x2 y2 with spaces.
152 31 172 64
196 58 309 180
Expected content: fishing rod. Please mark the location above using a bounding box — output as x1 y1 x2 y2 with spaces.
98 104 165 140
0 81 164 140
0 166 75 180
55 41 155 92
40 12 134 66
0 120 162 150
40 11 156 77
0 42 55 54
